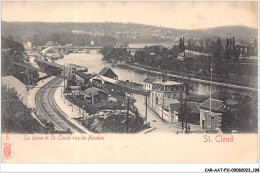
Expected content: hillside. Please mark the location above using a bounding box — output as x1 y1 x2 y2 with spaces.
188 25 257 40
1 21 257 46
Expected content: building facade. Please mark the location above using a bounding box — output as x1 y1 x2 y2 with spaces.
46 41 59 47
199 98 226 131
98 67 118 80
169 102 200 125
143 78 157 91
149 80 186 110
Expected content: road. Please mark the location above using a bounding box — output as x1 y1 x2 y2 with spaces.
133 94 180 133
35 76 85 133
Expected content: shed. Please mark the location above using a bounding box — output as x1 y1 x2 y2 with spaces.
98 67 118 80
169 102 200 124
80 87 108 104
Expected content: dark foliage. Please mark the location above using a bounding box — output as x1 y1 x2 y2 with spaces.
1 86 54 133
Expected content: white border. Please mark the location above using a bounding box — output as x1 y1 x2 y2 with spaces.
0 0 259 172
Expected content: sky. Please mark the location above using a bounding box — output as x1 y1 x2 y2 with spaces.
1 1 258 30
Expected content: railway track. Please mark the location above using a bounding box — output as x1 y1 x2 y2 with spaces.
35 76 85 133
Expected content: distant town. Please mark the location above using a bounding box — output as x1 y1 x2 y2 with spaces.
1 22 258 134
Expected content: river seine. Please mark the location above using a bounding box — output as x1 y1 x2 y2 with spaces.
56 51 249 96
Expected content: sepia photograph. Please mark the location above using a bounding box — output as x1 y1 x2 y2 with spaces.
1 1 259 166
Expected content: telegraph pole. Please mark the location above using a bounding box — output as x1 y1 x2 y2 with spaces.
184 99 188 133
210 50 213 131
63 60 66 93
151 90 154 109
145 91 148 122
180 87 184 130
161 94 165 120
82 105 85 127
186 107 190 133
130 80 133 98
126 98 130 133
26 68 30 86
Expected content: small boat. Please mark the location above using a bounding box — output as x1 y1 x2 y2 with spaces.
69 64 88 72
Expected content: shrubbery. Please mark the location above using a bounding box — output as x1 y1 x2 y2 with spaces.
1 86 55 133
66 95 125 115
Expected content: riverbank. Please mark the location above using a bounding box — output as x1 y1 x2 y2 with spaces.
114 62 257 92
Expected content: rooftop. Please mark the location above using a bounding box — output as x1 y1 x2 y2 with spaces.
199 98 226 112
185 52 195 58
153 80 182 86
91 74 119 85
143 78 158 83
170 102 200 114
80 87 108 97
98 67 118 78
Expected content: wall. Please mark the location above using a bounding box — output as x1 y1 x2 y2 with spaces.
156 107 171 122
143 83 152 91
149 90 184 108
200 109 222 130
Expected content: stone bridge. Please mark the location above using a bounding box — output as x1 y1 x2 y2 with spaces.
37 46 142 54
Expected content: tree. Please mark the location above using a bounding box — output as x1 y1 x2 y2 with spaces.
254 38 258 56
231 96 258 132
179 38 185 53
134 50 146 64
212 38 226 77
225 38 229 51
233 46 241 65
232 37 235 49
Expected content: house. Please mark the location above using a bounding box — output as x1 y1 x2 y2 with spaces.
80 87 108 104
75 72 96 83
184 52 195 59
199 98 227 131
46 41 59 47
177 52 185 61
75 74 85 86
89 74 119 91
169 102 200 125
143 77 158 91
149 80 186 109
98 67 118 80
177 52 195 61
23 41 32 50
70 86 81 95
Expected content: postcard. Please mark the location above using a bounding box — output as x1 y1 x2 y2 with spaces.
1 1 258 165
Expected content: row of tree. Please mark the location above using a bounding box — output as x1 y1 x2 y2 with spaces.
100 46 131 62
183 36 257 57
100 40 257 87
32 33 117 47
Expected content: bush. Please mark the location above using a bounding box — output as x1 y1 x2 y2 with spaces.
1 86 54 133
66 95 125 115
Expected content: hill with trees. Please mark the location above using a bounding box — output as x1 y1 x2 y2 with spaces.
2 21 257 46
